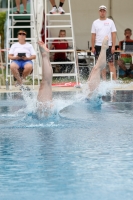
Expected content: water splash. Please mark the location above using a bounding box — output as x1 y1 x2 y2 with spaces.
20 80 123 116
3 79 132 124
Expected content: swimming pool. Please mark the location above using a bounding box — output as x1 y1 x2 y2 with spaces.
0 90 133 200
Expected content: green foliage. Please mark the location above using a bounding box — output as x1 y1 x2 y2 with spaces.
0 12 6 48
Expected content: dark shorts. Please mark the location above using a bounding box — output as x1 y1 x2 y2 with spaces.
119 69 133 76
11 60 33 70
95 46 114 63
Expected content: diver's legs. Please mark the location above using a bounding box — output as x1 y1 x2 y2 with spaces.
37 42 53 103
88 36 109 94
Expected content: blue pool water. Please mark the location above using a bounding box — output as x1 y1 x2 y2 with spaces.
0 89 133 200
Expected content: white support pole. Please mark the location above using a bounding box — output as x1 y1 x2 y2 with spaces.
110 72 113 81
68 0 79 85
6 0 10 90
44 0 47 46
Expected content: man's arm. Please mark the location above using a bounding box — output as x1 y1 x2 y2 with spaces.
50 44 55 50
23 55 36 60
8 54 20 60
91 33 96 53
111 32 116 53
8 44 20 60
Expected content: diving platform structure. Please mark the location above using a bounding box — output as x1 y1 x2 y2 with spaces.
5 0 79 90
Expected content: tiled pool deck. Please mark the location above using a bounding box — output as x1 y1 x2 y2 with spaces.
0 85 81 93
1 84 133 93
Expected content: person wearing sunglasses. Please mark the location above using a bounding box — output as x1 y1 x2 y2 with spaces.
8 30 36 89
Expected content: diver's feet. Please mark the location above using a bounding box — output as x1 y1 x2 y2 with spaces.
38 41 49 53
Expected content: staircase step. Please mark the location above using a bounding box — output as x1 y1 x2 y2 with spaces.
46 13 70 16
50 61 75 64
46 25 72 28
49 49 74 53
9 26 34 28
47 37 73 40
53 73 76 77
9 14 33 16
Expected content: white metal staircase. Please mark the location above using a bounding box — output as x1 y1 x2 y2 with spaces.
44 0 79 84
6 0 40 90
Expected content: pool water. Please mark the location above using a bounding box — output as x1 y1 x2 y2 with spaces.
0 90 133 200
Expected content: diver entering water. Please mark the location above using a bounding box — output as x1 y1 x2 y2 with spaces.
37 36 109 104
88 36 109 96
37 41 53 103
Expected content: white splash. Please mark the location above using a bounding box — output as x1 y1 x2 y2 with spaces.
20 79 133 117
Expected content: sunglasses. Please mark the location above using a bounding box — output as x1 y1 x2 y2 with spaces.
18 32 26 36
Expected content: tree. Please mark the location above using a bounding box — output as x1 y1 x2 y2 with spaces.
0 12 6 48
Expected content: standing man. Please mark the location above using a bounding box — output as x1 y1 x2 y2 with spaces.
49 0 65 14
8 30 36 89
91 5 117 80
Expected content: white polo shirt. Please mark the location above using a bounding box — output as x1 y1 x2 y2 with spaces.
91 18 117 46
9 42 36 57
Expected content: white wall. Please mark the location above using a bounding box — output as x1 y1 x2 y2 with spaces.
46 0 133 49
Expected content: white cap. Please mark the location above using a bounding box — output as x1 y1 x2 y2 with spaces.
99 5 107 11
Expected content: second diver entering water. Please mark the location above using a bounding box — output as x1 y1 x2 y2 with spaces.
37 36 109 107
87 36 109 96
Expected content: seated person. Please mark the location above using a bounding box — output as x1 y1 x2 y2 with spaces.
8 30 36 88
50 29 72 73
117 28 133 78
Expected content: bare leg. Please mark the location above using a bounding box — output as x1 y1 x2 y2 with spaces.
101 68 106 80
60 0 65 3
22 64 32 79
10 62 22 85
50 0 56 6
117 58 128 78
117 59 126 71
50 0 65 6
15 0 20 11
22 0 27 10
129 63 133 78
88 36 109 96
37 41 53 103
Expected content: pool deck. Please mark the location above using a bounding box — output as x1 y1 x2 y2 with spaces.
0 85 81 93
1 83 133 93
